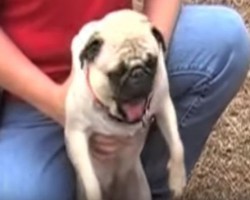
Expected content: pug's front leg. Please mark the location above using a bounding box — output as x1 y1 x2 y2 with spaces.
64 128 102 200
156 93 186 198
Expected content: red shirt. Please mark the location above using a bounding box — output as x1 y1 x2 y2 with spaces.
0 0 132 83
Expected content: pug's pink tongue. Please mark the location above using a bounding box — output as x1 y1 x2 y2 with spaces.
121 100 146 122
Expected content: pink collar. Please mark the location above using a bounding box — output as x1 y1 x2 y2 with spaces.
86 64 104 107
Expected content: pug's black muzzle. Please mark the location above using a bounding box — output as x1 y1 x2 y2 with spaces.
118 66 155 103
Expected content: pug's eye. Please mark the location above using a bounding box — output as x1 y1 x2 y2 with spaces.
108 62 127 80
146 54 157 69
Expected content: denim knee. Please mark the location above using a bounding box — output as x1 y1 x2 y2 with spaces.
177 6 250 125
165 5 250 175
168 6 250 100
215 6 250 76
206 7 250 109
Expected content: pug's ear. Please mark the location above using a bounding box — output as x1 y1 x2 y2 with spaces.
151 27 166 52
79 32 104 68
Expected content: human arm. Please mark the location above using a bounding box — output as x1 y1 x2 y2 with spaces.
144 0 182 42
0 28 68 125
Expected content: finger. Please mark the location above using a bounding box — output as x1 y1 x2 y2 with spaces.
97 134 134 145
91 146 117 161
91 134 118 146
92 151 116 161
91 142 121 154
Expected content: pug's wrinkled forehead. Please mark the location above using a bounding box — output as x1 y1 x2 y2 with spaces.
101 13 156 51
79 9 166 71
100 9 151 41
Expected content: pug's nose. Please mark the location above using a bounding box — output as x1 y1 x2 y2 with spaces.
129 66 147 83
119 66 154 101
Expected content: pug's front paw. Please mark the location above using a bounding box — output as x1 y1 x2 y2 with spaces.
167 159 186 198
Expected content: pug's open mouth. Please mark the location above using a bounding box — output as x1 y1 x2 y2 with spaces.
119 98 147 123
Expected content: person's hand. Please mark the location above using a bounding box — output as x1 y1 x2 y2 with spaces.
90 133 134 161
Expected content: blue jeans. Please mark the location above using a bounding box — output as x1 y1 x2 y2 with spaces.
0 5 249 200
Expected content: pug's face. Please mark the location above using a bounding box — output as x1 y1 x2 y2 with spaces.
76 10 166 123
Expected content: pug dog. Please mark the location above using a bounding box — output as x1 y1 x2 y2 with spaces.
65 9 186 200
